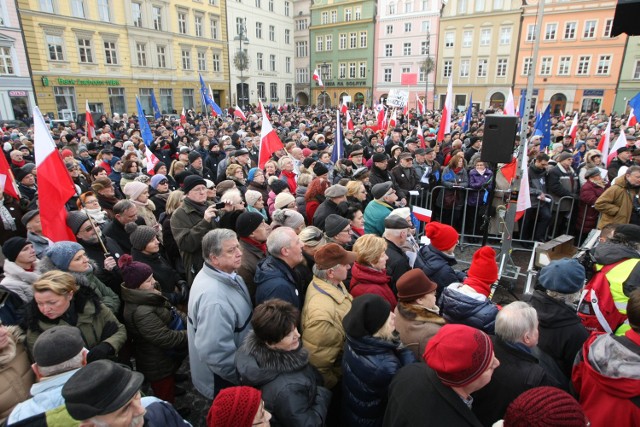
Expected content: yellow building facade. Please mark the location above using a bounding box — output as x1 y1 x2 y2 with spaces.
17 0 229 120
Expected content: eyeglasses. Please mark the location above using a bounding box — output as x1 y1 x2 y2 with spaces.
339 228 352 234
158 180 168 185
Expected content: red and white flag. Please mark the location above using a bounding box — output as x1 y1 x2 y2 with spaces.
417 95 425 115
388 109 397 130
33 106 76 242
403 103 409 117
85 100 95 140
597 116 612 166
0 154 20 199
346 110 354 130
559 110 565 121
234 105 247 121
312 69 324 87
437 76 453 142
608 131 628 165
340 100 348 114
145 148 160 175
377 104 387 130
258 101 284 168
515 150 531 222
504 89 515 116
180 108 187 125
412 206 432 223
628 108 637 127
208 84 218 117
568 111 579 142
359 104 365 122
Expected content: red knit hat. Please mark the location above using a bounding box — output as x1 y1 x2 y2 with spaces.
464 246 498 296
425 222 459 252
424 324 493 387
207 386 262 427
504 386 587 427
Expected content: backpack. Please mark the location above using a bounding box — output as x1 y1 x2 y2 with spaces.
577 260 629 333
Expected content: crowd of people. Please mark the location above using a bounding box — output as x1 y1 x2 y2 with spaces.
0 104 639 426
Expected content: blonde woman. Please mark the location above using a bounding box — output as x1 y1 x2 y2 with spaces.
350 234 396 310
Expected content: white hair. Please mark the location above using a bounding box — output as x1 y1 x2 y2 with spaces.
495 301 538 343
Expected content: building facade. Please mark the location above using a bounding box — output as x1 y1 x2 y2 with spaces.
374 0 439 110
436 0 523 112
614 36 640 115
309 0 376 108
293 0 311 106
17 0 229 120
0 0 36 120
514 0 625 115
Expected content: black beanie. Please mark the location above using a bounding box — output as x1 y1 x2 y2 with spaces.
125 223 158 251
343 294 391 338
236 212 264 238
313 162 329 177
269 179 289 195
182 174 206 194
188 151 202 164
324 214 350 238
2 237 30 262
303 157 315 169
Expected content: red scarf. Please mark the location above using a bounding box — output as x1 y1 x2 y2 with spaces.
240 236 267 254
280 170 298 193
352 227 364 236
11 159 25 168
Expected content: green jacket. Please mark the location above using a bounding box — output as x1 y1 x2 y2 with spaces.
363 200 393 236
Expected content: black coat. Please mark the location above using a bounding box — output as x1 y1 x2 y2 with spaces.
77 236 124 296
383 363 484 427
255 256 304 309
312 199 342 230
369 166 394 188
390 165 420 200
439 284 498 335
385 239 411 295
132 248 186 304
416 245 466 300
102 216 145 254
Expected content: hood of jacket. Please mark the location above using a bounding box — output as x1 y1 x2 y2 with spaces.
27 285 101 333
593 241 639 265
440 283 497 333
120 285 169 307
531 290 583 329
346 333 403 356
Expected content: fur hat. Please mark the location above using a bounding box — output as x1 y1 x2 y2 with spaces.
313 162 329 177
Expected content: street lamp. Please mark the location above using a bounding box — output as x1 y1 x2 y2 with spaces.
320 61 330 109
233 18 250 109
421 32 434 111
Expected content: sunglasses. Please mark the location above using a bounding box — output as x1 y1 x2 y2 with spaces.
158 179 169 185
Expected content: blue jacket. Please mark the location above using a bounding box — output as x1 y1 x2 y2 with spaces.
255 255 303 309
342 335 416 426
416 245 466 299
363 200 393 236
440 283 498 334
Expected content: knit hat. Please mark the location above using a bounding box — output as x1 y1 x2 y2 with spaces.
21 209 39 227
236 212 265 238
125 222 157 251
271 209 305 230
397 268 437 302
324 214 350 238
61 149 74 158
46 241 84 271
464 246 498 296
302 148 312 158
274 192 295 210
33 326 84 367
269 179 289 195
247 167 260 182
557 152 573 162
182 175 207 194
613 224 640 245
425 222 459 252
207 386 262 427
118 254 153 289
537 258 585 294
314 243 356 269
302 157 315 169
188 150 201 163
503 386 587 427
245 190 263 207
63 360 145 421
150 174 168 189
153 162 166 174
122 181 148 201
313 162 329 177
343 294 391 339
216 179 236 196
425 324 494 387
373 153 388 163
2 237 30 262
371 182 393 199
14 167 31 182
91 177 113 192
66 211 90 235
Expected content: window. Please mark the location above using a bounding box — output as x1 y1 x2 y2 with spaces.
136 42 147 66
634 60 640 79
269 54 275 71
104 41 117 65
345 8 352 21
475 0 484 11
597 55 611 75
132 2 142 27
350 32 357 49
494 0 504 9
156 45 166 68
526 24 536 42
444 32 454 48
255 0 260 7
285 56 291 73
331 10 337 23
268 0 273 12
500 27 511 45
316 36 323 52
422 0 429 11
257 52 263 70
403 42 411 55
256 22 262 38
325 34 331 50
564 22 576 40
385 43 393 57
197 51 206 71
77 37 93 63
269 25 275 42
270 83 277 101
584 20 596 39
359 62 366 78
296 68 308 83
603 19 613 37
558 56 571 75
296 20 307 30
285 84 292 101
295 41 308 57
477 58 487 77
323 63 332 79
360 31 367 48
153 7 162 30
40 0 54 13
97 0 110 21
181 49 191 70
208 0 216 4
178 12 187 34
183 88 195 110
54 86 76 118
285 1 290 16
405 1 413 12
384 68 392 82
339 63 346 79
443 60 452 78
540 56 552 75
458 0 467 13
47 35 64 61
210 18 218 39
285 29 291 44
386 25 393 34
159 88 172 114
460 59 469 77
195 15 203 37
0 47 14 75
577 56 590 75
522 57 532 75
405 22 412 32
545 23 557 40
496 58 507 77
480 28 491 46
235 18 243 35
108 87 126 115
212 53 220 71
462 30 472 48
422 21 430 32
321 12 328 24
139 88 152 114
349 62 356 78
257 82 265 100
71 0 85 18
339 34 346 49
389 3 396 14
355 7 361 19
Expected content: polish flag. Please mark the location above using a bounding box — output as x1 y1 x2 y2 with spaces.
388 109 397 130
416 133 426 149
412 206 432 223
346 110 354 130
515 149 531 222
559 110 565 121
0 154 20 199
504 89 515 116
417 95 425 115
234 105 247 121
359 104 365 122
437 76 453 142
85 100 95 140
377 105 386 129
340 100 348 114
180 108 187 125
403 103 409 117
145 148 160 175
33 106 76 242
608 132 627 164
597 116 612 166
258 101 284 168
568 111 579 142
628 108 637 127
312 69 324 87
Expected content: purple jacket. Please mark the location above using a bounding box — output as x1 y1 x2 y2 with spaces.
467 169 493 206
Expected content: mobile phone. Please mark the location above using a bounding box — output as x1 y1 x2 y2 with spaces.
215 202 226 209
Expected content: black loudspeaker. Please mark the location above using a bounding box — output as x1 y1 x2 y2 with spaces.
481 115 518 164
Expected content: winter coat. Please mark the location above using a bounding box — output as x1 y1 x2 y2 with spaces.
595 175 640 229
205 151 226 181
76 236 124 296
150 192 170 220
394 302 445 360
384 238 411 295
25 286 127 356
439 283 498 334
312 199 342 230
363 200 393 236
27 232 52 260
572 330 640 427
0 194 27 245
467 169 493 206
102 218 139 254
528 163 548 208
438 166 468 208
255 255 304 309
350 263 397 311
342 334 416 427
132 249 185 301
547 164 578 211
301 277 353 390
529 290 589 379
390 165 420 200
368 166 394 188
0 260 38 304
577 180 606 233
417 245 466 299
295 185 308 218
238 238 267 304
593 240 640 297
607 156 632 182
383 363 484 427
0 326 34 424
120 286 187 382
305 199 321 225
235 332 332 427
0 285 29 326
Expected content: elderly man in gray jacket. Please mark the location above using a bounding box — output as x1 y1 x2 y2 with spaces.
187 228 253 399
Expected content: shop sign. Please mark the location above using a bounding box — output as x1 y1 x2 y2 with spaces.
9 91 27 97
56 78 120 86
583 89 604 96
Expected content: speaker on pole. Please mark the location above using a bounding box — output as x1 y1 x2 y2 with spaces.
481 115 518 164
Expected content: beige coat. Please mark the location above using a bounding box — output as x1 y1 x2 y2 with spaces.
595 175 640 229
394 302 446 361
0 326 35 423
301 276 352 389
